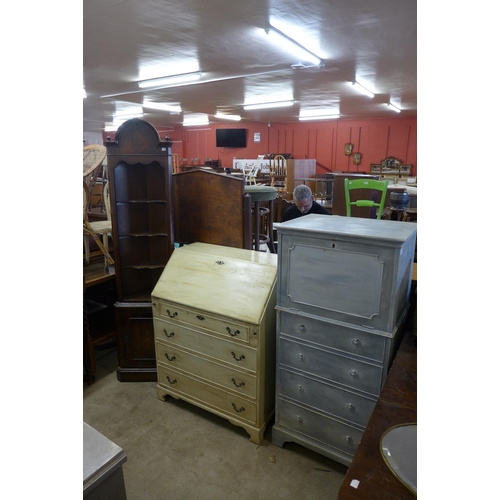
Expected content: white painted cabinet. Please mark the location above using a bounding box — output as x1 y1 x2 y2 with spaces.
151 243 277 444
272 215 416 465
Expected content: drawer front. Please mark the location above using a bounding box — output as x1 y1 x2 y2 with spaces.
157 364 257 423
277 368 376 427
279 337 383 396
276 398 362 456
153 300 253 344
279 311 386 362
154 318 256 373
156 342 257 398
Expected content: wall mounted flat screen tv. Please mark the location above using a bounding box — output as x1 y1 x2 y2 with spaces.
216 128 247 148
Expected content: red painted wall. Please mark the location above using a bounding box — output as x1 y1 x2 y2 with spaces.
104 115 417 176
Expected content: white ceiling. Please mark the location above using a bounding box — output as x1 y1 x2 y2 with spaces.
83 0 417 133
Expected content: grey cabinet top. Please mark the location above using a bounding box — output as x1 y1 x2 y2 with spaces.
276 215 416 246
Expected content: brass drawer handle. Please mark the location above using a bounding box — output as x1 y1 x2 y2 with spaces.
298 324 306 333
163 329 174 338
226 327 241 337
349 370 359 378
231 352 245 362
197 315 205 321
344 435 353 443
231 403 245 413
296 416 303 423
166 309 178 319
164 353 176 362
346 403 355 412
231 378 245 388
351 338 361 347
166 376 177 384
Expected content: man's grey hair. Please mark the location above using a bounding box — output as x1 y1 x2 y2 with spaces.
293 184 313 202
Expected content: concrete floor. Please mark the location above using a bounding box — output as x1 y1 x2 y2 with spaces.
83 343 348 500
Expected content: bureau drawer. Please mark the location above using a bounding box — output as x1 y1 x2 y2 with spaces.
153 301 253 344
157 364 257 424
277 368 376 428
279 311 386 362
156 342 257 399
276 399 362 456
154 318 256 373
279 337 383 396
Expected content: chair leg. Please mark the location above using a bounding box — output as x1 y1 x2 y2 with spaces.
103 233 110 272
84 234 90 266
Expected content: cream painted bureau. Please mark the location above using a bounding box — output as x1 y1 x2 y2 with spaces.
272 215 417 466
151 242 277 444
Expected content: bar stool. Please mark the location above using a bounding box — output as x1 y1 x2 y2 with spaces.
244 185 277 253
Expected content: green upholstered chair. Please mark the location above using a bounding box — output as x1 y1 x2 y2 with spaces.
344 178 389 220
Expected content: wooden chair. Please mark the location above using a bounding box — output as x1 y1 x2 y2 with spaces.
270 155 287 190
84 182 113 270
84 182 114 270
191 157 201 167
83 144 107 212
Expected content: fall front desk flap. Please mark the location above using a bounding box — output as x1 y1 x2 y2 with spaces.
152 242 277 325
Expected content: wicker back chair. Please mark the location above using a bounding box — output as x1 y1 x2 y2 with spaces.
83 144 114 270
83 144 107 212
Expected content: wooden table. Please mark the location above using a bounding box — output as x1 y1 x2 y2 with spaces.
337 324 417 499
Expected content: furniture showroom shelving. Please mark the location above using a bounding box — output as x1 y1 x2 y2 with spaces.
106 118 174 381
272 214 417 466
151 243 277 444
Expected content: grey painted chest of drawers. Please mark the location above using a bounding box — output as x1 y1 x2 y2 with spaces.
272 215 417 466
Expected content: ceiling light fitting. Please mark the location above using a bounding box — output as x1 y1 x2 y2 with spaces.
352 81 375 98
387 102 401 113
138 71 202 89
183 117 209 126
142 101 182 113
244 100 294 110
264 25 323 67
299 113 340 121
214 113 241 121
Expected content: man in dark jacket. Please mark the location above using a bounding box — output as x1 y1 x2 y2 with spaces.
282 185 331 222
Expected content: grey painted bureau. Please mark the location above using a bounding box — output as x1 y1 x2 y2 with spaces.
272 214 417 466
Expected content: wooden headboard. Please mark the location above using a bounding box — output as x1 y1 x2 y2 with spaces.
370 156 413 176
172 169 252 249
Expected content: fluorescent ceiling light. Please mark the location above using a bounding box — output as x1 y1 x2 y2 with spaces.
244 100 294 110
183 116 209 126
214 113 241 121
299 113 340 121
138 72 202 89
264 25 323 66
352 81 375 98
142 100 182 113
387 102 401 113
